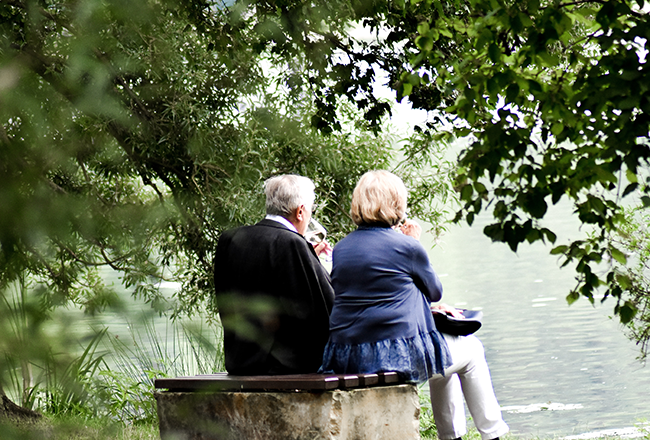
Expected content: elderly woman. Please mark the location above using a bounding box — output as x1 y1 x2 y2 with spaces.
320 170 508 440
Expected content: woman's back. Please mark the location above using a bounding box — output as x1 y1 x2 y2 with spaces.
319 170 451 383
329 225 443 344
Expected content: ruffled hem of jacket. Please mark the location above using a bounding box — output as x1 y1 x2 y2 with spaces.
318 329 452 384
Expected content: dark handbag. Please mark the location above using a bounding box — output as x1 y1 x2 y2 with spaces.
432 309 483 336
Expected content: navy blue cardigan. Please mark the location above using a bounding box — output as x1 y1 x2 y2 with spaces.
328 225 443 344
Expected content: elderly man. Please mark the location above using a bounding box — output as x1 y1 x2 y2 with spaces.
213 175 334 375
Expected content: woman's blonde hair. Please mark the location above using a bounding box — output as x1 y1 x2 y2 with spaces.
350 170 407 226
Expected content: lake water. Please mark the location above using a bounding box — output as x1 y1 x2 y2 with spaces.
422 202 650 438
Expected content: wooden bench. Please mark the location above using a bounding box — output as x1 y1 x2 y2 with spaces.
154 371 401 391
154 372 420 440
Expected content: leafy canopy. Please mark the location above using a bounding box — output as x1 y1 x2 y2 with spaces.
3 0 650 358
0 0 403 320
223 0 650 354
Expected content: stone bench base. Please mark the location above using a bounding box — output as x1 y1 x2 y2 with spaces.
155 384 420 440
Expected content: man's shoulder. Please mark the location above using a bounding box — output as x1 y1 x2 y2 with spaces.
257 218 294 231
220 220 303 245
246 219 299 237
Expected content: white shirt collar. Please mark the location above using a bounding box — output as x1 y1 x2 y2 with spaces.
265 214 298 233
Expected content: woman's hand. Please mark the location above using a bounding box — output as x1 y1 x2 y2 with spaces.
431 303 465 318
400 219 422 240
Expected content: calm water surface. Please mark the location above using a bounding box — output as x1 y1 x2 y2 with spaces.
422 204 650 438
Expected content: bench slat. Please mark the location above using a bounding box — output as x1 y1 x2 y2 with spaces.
154 371 403 392
156 373 341 391
357 373 379 387
378 371 400 384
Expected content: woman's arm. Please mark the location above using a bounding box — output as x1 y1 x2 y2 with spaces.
404 233 443 302
398 219 443 302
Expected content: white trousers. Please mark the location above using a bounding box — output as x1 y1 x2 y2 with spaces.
428 334 509 440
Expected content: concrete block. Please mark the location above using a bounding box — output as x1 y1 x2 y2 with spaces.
155 384 420 440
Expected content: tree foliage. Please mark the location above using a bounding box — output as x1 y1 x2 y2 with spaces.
605 206 650 357
0 0 399 322
213 0 650 354
3 0 650 363
399 0 650 352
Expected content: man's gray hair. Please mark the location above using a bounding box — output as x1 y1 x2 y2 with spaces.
264 175 316 217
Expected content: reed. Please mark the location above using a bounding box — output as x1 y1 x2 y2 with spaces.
2 277 224 431
97 312 225 424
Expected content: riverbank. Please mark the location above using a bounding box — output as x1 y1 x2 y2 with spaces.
4 269 647 440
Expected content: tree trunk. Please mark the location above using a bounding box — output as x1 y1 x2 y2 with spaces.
0 386 41 422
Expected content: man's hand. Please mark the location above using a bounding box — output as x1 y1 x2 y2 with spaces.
314 240 333 257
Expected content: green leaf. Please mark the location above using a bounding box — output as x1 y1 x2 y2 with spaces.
566 290 580 305
505 83 519 102
550 245 568 255
439 28 453 38
551 122 564 136
538 51 559 67
460 184 473 201
488 43 501 62
622 182 638 197
619 95 639 109
416 36 434 51
542 228 557 244
618 301 637 324
641 196 650 207
626 168 638 183
616 273 632 290
401 82 413 97
487 77 499 96
609 246 627 264
484 223 504 242
518 13 533 28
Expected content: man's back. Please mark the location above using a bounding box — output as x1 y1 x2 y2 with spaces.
213 219 334 375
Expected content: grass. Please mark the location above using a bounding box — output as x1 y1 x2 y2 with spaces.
3 417 647 440
96 312 224 425
2 389 649 440
0 416 159 440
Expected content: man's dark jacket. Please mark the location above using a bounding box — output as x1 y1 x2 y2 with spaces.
213 219 335 375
